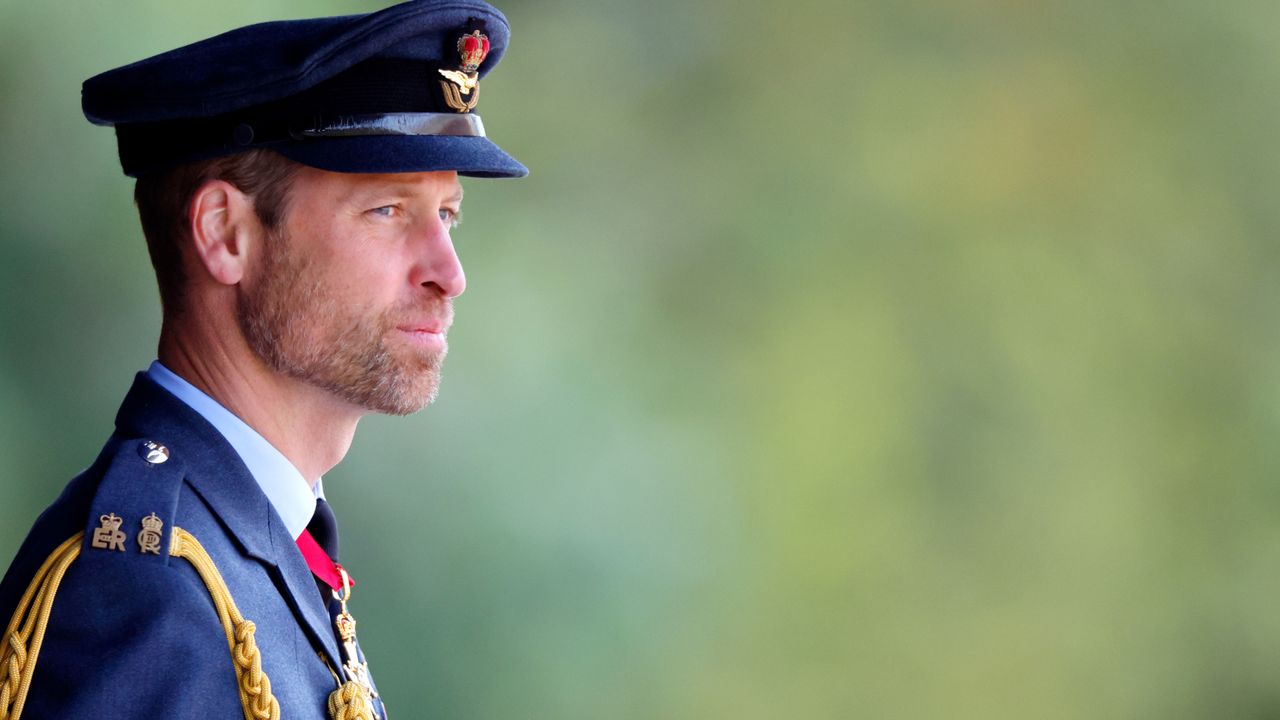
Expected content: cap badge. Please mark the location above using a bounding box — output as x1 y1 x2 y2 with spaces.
458 30 491 73
438 30 490 113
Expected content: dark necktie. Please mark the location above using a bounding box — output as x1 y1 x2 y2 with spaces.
305 498 341 600
307 498 341 560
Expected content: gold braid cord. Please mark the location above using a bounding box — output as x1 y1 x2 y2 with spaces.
168 527 280 720
0 532 82 720
328 680 375 720
0 528 283 720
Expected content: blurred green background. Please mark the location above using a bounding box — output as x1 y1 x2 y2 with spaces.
3 0 1280 717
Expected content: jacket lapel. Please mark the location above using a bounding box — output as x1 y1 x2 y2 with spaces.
113 373 344 673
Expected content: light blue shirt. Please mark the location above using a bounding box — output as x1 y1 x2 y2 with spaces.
146 360 324 540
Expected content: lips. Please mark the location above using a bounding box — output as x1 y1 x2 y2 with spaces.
393 321 448 354
394 309 452 335
396 322 446 334
392 299 453 337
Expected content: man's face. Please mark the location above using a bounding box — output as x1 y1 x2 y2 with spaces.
237 167 466 415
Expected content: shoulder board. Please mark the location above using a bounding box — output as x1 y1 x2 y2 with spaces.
81 436 186 566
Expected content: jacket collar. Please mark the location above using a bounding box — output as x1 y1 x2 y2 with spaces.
113 372 343 668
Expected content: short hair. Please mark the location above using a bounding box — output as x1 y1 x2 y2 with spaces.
133 149 303 318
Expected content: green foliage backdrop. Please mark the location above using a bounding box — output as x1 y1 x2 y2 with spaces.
3 0 1280 717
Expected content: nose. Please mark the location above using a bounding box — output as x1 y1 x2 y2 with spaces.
411 220 466 298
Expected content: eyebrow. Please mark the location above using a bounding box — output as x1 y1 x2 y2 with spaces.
352 179 464 203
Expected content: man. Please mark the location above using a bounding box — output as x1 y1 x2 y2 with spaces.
0 1 524 718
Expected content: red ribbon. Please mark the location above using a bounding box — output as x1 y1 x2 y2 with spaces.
296 529 354 592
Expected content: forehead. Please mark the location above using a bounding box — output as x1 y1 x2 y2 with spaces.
289 167 463 203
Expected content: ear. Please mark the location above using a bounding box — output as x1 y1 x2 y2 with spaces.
188 179 259 286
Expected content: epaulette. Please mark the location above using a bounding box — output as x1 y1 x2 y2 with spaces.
80 437 185 564
0 438 287 720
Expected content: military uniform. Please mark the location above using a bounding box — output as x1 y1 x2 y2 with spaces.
0 1 524 717
0 374 347 718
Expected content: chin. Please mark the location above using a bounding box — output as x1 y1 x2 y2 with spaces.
354 368 442 416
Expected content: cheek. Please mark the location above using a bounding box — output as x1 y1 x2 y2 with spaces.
310 261 405 328
277 221 410 312
339 241 418 294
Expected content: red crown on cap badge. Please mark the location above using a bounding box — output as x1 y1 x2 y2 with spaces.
457 30 490 74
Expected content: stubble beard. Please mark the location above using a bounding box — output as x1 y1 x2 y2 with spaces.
237 231 449 416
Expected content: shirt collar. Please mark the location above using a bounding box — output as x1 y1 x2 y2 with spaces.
145 360 324 539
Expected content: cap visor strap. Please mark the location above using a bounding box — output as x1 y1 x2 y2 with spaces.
297 112 485 138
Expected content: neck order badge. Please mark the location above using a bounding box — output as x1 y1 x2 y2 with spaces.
296 527 381 716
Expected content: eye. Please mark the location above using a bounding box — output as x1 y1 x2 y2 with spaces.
439 208 463 228
367 205 399 219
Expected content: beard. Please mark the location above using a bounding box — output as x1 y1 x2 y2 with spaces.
236 231 450 416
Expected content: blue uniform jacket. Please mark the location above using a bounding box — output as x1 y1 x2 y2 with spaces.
0 373 346 717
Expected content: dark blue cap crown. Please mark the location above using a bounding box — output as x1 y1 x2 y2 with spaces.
82 0 527 178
